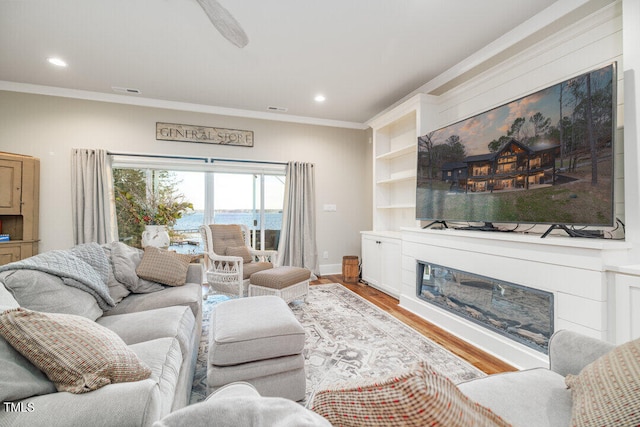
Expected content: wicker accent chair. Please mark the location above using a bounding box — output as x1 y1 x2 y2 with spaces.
199 224 277 299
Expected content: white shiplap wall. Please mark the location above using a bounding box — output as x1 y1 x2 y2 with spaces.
397 1 632 368
432 1 624 233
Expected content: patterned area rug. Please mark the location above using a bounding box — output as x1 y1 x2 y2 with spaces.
190 283 485 406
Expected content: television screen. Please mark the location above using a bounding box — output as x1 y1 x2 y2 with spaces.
416 63 616 228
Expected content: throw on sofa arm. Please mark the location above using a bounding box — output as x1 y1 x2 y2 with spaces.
548 329 615 377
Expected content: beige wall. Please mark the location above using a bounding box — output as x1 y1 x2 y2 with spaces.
0 91 372 274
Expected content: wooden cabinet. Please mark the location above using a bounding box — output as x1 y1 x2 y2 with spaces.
361 232 402 298
0 152 39 266
0 158 22 214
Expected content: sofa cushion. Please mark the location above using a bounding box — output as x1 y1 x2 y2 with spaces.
312 361 511 427
109 241 165 293
131 337 184 418
0 280 19 310
101 243 131 303
565 337 640 427
225 246 252 264
97 305 195 356
102 283 201 321
0 270 102 320
136 246 193 287
0 332 56 402
458 367 570 427
0 338 184 427
0 308 151 393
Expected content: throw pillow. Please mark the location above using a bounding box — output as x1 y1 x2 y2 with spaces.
565 337 640 427
0 270 103 320
312 361 511 427
109 242 164 293
136 246 193 287
0 308 152 393
225 246 253 264
101 243 131 303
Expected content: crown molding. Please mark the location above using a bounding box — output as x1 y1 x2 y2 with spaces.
0 81 368 131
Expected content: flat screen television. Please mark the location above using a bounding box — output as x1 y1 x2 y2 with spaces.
416 63 616 232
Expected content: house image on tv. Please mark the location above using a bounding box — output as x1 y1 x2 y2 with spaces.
441 139 560 193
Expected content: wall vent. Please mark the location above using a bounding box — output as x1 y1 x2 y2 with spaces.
112 86 142 95
267 106 288 112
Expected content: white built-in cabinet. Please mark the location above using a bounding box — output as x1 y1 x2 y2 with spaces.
361 232 402 298
607 266 640 345
360 94 437 297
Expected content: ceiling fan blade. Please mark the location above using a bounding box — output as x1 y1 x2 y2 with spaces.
196 0 249 48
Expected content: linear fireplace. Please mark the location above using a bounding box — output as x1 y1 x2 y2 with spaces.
416 261 554 353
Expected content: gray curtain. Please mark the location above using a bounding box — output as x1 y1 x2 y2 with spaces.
277 161 319 277
71 148 118 245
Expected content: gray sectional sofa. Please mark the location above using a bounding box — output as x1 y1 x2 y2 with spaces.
0 242 203 427
457 329 616 427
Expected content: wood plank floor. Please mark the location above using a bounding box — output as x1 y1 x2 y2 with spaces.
311 274 517 375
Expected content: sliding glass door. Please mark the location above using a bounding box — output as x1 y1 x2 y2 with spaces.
113 163 284 253
209 172 284 250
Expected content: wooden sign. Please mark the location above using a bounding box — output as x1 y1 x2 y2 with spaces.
156 122 253 147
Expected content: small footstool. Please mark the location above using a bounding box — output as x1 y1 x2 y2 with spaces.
248 266 311 303
207 295 306 401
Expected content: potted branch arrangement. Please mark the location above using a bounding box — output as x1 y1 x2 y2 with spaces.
114 170 193 249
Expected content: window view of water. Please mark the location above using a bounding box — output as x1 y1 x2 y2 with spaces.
170 210 283 254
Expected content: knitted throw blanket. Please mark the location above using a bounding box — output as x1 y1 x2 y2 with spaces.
0 242 115 310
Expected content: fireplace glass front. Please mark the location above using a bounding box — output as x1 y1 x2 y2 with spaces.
416 261 554 353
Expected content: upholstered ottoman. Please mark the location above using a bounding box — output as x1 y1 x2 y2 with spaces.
207 295 306 401
248 266 311 303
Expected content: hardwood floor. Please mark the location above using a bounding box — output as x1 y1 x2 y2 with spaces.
311 274 517 375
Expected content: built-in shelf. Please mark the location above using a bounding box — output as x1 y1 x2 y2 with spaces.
375 144 415 161
367 94 438 232
376 173 416 185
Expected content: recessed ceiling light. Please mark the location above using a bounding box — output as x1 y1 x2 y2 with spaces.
47 57 67 67
314 94 326 103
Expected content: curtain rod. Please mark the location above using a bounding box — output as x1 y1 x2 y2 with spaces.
107 151 287 166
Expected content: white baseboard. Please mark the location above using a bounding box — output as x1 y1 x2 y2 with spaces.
319 263 342 276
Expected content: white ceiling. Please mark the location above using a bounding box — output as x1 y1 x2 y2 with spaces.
0 0 562 127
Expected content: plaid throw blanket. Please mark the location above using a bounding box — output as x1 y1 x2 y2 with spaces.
0 243 115 310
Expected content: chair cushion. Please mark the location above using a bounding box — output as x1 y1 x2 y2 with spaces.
208 296 305 366
565 337 640 427
210 224 246 255
312 361 511 427
136 246 193 287
0 308 151 393
225 246 252 264
242 262 273 279
250 266 311 290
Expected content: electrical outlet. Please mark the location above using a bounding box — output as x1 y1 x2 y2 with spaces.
323 251 329 259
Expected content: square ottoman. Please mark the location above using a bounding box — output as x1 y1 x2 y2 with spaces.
207 295 306 401
248 266 311 303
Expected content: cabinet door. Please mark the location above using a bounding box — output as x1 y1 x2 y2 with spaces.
361 235 381 286
380 238 402 297
0 245 21 266
0 159 22 214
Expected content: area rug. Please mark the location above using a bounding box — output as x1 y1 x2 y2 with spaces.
190 283 486 406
